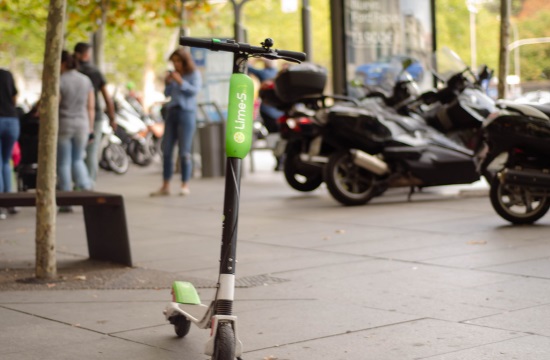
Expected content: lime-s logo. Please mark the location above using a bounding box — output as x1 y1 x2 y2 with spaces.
235 89 247 130
233 132 245 143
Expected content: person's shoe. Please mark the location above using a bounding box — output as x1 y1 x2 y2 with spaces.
58 206 74 213
179 187 190 196
7 207 19 215
0 208 7 220
150 188 170 197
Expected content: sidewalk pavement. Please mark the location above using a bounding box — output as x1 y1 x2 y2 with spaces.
2 153 550 359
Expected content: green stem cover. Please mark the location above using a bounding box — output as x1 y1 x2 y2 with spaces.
226 73 254 159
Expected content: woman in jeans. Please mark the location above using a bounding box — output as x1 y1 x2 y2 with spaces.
150 48 201 196
57 51 94 210
0 68 20 219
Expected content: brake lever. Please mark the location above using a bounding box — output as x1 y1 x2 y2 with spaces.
258 53 302 64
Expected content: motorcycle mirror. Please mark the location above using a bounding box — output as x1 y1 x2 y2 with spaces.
350 78 364 88
401 58 414 71
477 65 493 82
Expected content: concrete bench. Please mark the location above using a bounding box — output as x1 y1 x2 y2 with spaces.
0 191 132 267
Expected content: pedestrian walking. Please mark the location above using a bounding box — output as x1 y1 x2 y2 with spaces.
0 68 20 219
57 51 94 212
248 58 283 133
73 42 116 186
150 48 201 197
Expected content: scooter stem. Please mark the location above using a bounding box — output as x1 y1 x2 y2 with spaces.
216 157 242 315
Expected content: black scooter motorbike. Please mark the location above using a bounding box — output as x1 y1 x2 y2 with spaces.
322 50 496 206
481 101 550 224
260 63 345 192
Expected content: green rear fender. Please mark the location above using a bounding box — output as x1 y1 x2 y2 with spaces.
171 281 201 305
226 73 254 159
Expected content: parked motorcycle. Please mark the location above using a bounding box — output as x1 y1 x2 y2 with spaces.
260 64 350 192
113 93 155 166
320 49 496 206
480 101 550 224
98 117 129 175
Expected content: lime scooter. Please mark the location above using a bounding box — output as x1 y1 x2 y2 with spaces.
163 37 306 360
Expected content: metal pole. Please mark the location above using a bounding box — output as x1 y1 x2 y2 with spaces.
180 0 190 38
498 0 510 99
230 0 250 42
466 0 478 70
330 0 346 95
302 0 313 61
469 10 477 69
510 22 520 83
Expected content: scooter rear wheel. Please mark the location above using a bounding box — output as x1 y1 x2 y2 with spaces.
490 180 550 224
324 151 383 206
212 323 235 360
172 315 191 338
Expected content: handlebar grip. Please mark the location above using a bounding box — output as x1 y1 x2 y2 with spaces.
179 36 214 49
276 49 307 62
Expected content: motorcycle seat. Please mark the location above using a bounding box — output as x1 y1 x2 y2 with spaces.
529 104 550 120
497 100 550 121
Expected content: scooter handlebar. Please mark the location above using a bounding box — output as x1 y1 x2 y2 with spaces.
179 36 306 63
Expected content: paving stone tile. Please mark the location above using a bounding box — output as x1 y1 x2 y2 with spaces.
418 334 550 360
423 242 550 269
2 334 186 360
466 303 550 336
244 318 523 360
0 307 104 355
481 257 550 278
3 300 167 334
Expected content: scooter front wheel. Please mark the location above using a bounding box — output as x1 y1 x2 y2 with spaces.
324 150 383 206
489 180 550 224
212 323 235 360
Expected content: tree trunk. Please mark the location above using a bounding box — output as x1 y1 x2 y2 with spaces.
498 0 510 99
92 0 109 71
35 0 66 280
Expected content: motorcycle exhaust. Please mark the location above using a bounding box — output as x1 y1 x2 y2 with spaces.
351 150 389 176
498 168 550 189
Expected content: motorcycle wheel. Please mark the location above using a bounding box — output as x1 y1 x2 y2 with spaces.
151 134 162 157
489 180 550 225
128 139 153 167
283 148 323 192
324 150 383 206
103 143 129 175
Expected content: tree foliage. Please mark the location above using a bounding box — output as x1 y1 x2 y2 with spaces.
2 0 548 102
437 0 550 82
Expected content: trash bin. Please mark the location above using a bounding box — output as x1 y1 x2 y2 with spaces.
197 102 226 178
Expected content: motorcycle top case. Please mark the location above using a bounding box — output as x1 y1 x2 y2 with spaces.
484 111 550 155
258 81 288 110
324 104 393 153
274 63 327 104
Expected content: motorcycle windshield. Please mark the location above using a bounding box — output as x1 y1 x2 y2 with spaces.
459 88 497 117
433 47 469 82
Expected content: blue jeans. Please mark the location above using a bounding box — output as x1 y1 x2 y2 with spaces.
85 114 103 183
0 117 20 193
162 107 196 182
57 131 92 191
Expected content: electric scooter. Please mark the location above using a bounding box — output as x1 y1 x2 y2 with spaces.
163 36 305 360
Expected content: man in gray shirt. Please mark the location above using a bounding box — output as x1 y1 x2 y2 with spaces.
57 50 94 200
73 42 116 184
